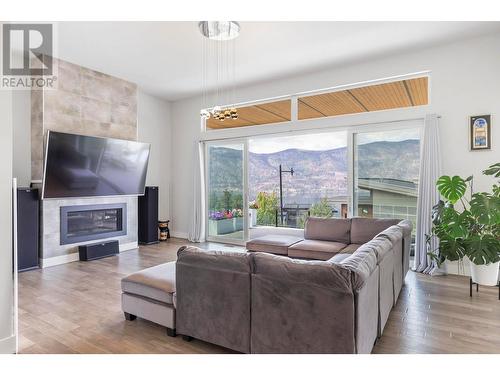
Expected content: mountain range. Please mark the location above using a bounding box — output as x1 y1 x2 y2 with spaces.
208 139 420 204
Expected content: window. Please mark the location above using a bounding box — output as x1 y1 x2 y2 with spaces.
203 75 429 131
206 142 246 241
354 126 421 236
204 122 422 244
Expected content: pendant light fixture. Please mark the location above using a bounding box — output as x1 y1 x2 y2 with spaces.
199 21 240 122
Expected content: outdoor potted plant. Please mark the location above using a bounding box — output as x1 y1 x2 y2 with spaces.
232 208 244 231
427 162 500 286
249 201 258 228
208 211 235 235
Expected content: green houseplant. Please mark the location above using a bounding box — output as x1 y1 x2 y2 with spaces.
427 162 500 285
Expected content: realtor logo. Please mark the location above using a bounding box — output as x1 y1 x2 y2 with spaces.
1 23 57 89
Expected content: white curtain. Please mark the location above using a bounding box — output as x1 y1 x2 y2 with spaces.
188 142 206 243
414 114 442 274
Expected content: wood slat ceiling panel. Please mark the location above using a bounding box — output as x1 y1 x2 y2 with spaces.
256 100 291 121
236 107 285 125
206 116 256 129
405 77 429 106
296 77 428 121
297 101 325 120
206 99 291 130
298 91 367 119
206 77 429 128
349 81 412 111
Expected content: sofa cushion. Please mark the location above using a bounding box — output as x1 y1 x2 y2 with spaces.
246 235 302 255
350 218 400 244
304 217 351 243
252 252 353 293
250 253 356 353
176 246 252 353
288 239 347 260
177 245 251 272
121 261 176 304
340 243 361 254
339 244 378 290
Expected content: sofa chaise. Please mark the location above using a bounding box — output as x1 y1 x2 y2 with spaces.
121 217 412 353
175 217 412 353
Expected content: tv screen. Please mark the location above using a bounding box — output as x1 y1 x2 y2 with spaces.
43 131 151 199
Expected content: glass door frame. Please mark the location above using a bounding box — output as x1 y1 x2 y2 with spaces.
202 118 424 244
204 138 249 245
350 119 424 219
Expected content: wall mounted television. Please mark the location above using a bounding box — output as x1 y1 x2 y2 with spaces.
42 131 151 199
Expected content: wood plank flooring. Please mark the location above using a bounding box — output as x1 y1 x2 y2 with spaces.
18 238 500 354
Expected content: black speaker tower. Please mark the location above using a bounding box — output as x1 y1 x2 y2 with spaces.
138 186 159 244
17 188 40 271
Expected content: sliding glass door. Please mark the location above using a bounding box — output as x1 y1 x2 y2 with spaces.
353 123 422 239
203 120 422 245
206 140 248 244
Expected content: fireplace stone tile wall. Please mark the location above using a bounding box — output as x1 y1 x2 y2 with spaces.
41 196 138 264
32 58 140 267
31 58 138 181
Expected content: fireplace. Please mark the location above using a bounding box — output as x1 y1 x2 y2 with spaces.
60 203 127 245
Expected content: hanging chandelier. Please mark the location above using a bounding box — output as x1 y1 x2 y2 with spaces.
199 21 240 122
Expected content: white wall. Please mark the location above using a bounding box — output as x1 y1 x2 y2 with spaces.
0 89 16 353
137 90 172 220
12 90 31 187
170 31 500 238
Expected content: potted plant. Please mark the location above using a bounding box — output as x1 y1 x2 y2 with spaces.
208 211 235 235
427 162 500 286
249 201 258 228
232 208 244 231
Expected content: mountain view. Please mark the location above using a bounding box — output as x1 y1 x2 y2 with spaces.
208 139 420 205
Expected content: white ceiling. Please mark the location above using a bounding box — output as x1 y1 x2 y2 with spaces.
53 21 500 101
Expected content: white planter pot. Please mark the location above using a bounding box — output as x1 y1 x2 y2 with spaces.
249 209 257 228
234 217 243 231
469 261 500 286
208 218 235 235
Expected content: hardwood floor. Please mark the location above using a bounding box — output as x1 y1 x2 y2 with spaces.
18 239 500 354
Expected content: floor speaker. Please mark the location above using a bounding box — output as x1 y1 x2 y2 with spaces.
17 188 40 271
138 186 159 244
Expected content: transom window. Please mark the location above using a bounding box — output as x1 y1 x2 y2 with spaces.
203 75 429 131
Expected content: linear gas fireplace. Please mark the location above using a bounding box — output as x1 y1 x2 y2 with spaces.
60 203 127 245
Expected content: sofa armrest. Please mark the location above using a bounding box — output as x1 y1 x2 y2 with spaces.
397 220 413 280
338 244 378 291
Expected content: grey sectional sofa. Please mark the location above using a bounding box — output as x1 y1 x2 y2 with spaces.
175 217 412 354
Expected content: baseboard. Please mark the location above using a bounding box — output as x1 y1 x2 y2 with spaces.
40 252 80 268
0 335 16 354
171 231 188 239
119 241 138 252
41 241 139 268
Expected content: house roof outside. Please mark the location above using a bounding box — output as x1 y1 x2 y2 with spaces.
358 177 418 198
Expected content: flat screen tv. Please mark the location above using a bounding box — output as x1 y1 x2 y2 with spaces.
42 131 151 199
